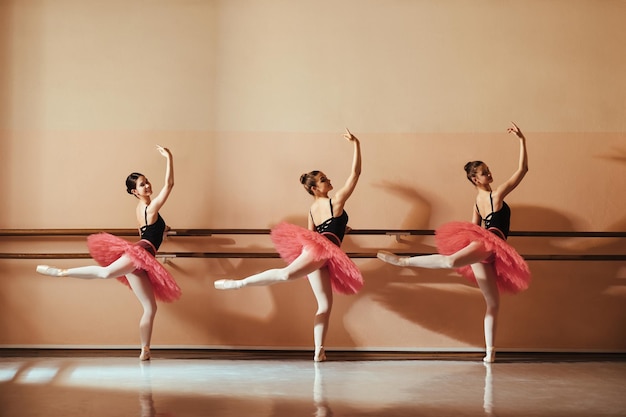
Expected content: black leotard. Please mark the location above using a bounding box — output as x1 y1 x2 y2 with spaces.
476 192 510 240
311 199 348 247
140 206 167 250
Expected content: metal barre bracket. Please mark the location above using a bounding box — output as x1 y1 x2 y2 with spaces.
157 253 177 264
385 232 411 243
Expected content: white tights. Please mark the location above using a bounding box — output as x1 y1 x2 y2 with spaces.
214 247 333 361
378 241 500 362
38 255 157 350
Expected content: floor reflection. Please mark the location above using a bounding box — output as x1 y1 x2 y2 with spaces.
483 363 494 417
313 363 333 417
139 362 174 417
0 355 625 417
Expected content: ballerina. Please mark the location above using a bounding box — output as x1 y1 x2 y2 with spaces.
214 129 363 362
36 145 180 360
378 122 530 363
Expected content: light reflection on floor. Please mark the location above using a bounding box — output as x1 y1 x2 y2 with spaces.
0 354 625 417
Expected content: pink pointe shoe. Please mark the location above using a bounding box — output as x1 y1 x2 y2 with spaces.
483 347 495 363
314 346 327 362
139 346 151 361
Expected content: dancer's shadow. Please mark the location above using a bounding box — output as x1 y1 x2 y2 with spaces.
548 145 626 255
168 213 363 349
500 204 625 348
348 180 450 287
355 180 625 348
159 233 238 279
498 146 626 348
190 176 456 348
167 164 625 349
598 145 626 164
356 181 489 346
150 231 291 344
164 180 454 349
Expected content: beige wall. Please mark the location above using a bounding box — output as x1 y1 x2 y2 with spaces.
1 0 625 351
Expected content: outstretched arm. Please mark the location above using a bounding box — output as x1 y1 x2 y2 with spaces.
331 128 361 209
148 145 174 213
494 122 528 199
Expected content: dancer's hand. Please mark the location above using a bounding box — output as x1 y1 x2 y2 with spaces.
151 144 174 211
507 122 525 139
343 128 358 142
156 144 172 158
495 121 528 200
332 127 361 209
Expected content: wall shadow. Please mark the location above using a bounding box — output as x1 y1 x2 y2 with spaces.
160 174 626 350
353 182 626 349
354 181 487 346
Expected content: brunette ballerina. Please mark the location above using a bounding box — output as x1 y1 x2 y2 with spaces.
378 122 530 362
36 145 181 360
214 129 363 362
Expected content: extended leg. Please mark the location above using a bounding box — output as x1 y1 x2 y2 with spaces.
214 246 326 290
378 241 492 269
308 267 333 362
126 270 158 361
471 262 500 363
37 255 137 279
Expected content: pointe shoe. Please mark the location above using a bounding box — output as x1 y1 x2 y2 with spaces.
214 279 243 290
314 346 327 362
483 347 495 363
376 251 407 267
139 346 151 361
36 265 65 277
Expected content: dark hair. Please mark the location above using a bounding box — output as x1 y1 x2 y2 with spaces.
464 161 484 185
126 172 144 195
300 170 320 195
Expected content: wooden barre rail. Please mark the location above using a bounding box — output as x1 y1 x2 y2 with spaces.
2 228 624 261
1 252 625 261
2 228 626 238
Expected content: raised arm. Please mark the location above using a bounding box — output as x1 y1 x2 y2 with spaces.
493 122 528 200
147 145 174 213
331 128 361 210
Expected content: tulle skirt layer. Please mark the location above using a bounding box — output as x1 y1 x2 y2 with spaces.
435 221 530 294
270 222 363 295
86 232 181 302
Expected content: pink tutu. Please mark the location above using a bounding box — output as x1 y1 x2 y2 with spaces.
435 221 530 294
270 222 363 295
86 232 181 302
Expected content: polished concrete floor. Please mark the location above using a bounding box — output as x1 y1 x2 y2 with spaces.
0 351 625 417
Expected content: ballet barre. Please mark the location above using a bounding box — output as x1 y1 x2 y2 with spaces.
0 228 271 237
2 228 626 237
1 252 625 261
1 228 625 261
0 228 427 237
